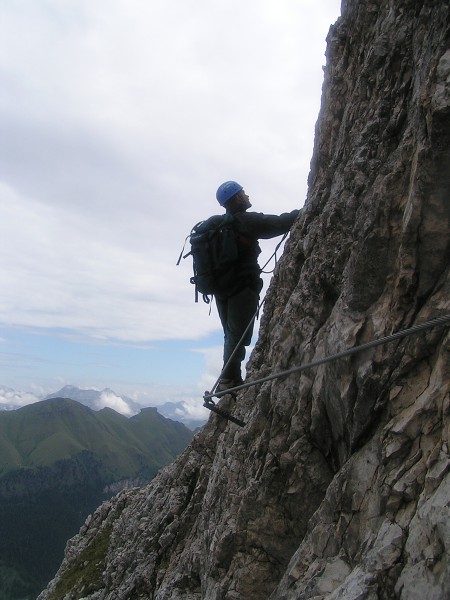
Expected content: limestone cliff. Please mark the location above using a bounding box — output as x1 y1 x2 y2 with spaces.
39 1 449 599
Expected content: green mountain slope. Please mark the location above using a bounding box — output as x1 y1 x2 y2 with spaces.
0 398 192 479
0 398 193 600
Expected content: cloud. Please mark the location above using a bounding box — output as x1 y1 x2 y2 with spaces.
196 345 224 392
95 390 135 416
171 399 209 422
0 0 341 396
0 386 40 409
0 180 216 342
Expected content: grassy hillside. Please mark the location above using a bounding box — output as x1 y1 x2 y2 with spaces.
0 398 192 479
0 398 193 600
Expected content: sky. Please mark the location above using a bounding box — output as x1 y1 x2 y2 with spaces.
0 0 341 420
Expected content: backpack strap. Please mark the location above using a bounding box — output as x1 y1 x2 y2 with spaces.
176 221 205 265
176 234 190 265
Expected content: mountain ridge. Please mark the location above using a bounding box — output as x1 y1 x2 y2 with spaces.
44 385 143 415
0 397 193 600
0 397 192 477
0 383 207 429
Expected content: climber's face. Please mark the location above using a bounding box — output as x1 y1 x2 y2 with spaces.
237 190 252 211
224 190 252 214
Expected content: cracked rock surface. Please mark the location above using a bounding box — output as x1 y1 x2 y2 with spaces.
39 1 449 599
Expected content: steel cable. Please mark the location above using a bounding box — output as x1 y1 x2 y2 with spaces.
204 313 450 400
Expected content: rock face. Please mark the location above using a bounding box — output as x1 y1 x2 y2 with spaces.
38 1 449 599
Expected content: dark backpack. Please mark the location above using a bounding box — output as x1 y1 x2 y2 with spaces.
178 213 240 303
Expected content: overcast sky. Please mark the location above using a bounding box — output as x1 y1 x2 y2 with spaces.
0 0 341 419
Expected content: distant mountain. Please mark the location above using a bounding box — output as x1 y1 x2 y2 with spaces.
0 397 193 600
1 383 207 429
44 384 142 415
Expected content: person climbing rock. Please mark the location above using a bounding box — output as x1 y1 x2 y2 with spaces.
214 180 300 392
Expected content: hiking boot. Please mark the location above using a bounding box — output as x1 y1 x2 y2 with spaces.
217 377 243 393
217 378 235 392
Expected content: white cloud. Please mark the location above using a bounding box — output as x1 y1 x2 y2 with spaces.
0 181 217 342
195 345 224 392
0 386 40 409
172 399 209 422
95 390 135 416
0 0 341 395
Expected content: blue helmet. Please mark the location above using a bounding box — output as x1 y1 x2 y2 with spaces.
216 181 243 205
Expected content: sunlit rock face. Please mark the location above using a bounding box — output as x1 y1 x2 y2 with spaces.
38 1 449 599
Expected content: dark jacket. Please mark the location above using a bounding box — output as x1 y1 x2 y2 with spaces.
222 209 300 296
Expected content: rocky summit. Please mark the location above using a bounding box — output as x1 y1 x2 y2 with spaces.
39 1 449 599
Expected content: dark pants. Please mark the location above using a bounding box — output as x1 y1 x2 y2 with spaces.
215 284 261 381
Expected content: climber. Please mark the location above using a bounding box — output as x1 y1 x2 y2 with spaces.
214 181 300 392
